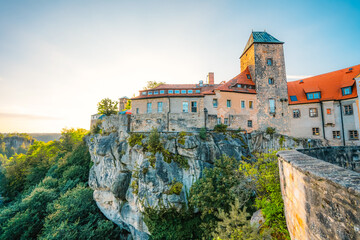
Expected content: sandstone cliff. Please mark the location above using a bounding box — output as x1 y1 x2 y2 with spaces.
87 115 313 239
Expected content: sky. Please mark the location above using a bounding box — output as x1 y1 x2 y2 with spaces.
0 0 359 133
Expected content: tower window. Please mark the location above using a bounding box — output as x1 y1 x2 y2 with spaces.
269 99 275 113
267 58 273 66
247 120 253 128
268 78 274 85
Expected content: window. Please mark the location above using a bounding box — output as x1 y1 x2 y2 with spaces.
224 118 229 125
182 102 188 112
213 99 218 108
160 90 165 94
136 108 139 114
332 131 341 139
342 87 352 96
168 90 174 94
142 92 147 95
249 101 253 109
344 105 353 115
309 108 318 117
196 90 201 93
306 92 321 100
157 102 163 113
269 99 275 113
267 58 273 66
191 101 197 112
227 100 231 108
268 78 274 85
241 100 245 109
293 109 300 118
148 91 153 95
290 95 298 101
349 130 359 140
181 90 186 94
175 90 180 94
312 128 320 135
188 90 193 94
217 118 221 124
327 108 331 115
247 120 253 128
246 74 251 79
147 102 152 113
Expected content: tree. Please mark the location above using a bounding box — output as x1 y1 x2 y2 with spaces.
143 81 165 90
123 99 131 111
97 98 118 116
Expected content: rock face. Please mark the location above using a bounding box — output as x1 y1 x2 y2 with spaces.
86 115 250 239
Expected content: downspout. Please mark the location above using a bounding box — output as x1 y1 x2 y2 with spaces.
339 101 346 146
167 97 171 132
319 101 326 139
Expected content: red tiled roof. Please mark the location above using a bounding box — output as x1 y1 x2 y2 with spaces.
216 67 256 94
288 64 360 105
152 84 197 89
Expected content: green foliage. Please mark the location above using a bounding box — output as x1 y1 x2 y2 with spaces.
143 80 165 90
0 133 33 158
240 151 290 239
128 133 145 147
214 124 228 133
143 205 202 240
97 98 118 116
199 127 207 140
178 131 186 145
212 200 272 240
279 135 285 148
131 180 139 195
189 155 252 238
123 99 132 111
166 180 183 195
265 127 276 135
0 129 122 240
90 120 102 135
148 128 162 154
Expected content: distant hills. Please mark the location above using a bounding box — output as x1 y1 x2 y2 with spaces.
28 133 61 143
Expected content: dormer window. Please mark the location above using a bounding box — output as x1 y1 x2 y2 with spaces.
168 90 174 94
142 92 147 95
188 90 193 94
175 90 180 94
148 91 153 95
237 84 242 88
160 90 165 94
306 92 321 100
195 90 201 93
154 91 158 95
246 74 251 79
342 87 352 96
181 90 186 94
290 95 298 101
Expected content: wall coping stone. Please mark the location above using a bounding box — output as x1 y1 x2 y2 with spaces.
277 150 360 197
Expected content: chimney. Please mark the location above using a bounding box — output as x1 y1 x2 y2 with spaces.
207 72 214 85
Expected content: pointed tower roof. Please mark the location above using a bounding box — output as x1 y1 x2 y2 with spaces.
242 31 283 56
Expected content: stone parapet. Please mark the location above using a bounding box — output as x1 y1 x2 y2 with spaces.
277 150 360 240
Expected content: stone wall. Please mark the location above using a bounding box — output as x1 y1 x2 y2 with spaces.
277 150 360 240
299 146 360 172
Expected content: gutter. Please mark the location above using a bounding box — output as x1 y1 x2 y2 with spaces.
319 101 326 139
339 101 346 146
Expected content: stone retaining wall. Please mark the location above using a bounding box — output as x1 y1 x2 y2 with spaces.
298 146 360 172
277 150 360 240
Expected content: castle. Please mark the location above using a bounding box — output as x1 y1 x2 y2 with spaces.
115 31 360 146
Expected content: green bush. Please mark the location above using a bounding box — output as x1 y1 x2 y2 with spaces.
199 127 207 140
166 181 183 195
214 124 228 133
128 133 145 148
265 127 276 135
90 120 102 134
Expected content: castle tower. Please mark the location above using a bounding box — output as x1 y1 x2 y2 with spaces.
240 31 290 134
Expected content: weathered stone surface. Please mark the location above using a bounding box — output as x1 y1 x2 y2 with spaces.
250 209 265 229
87 116 250 239
278 150 360 240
